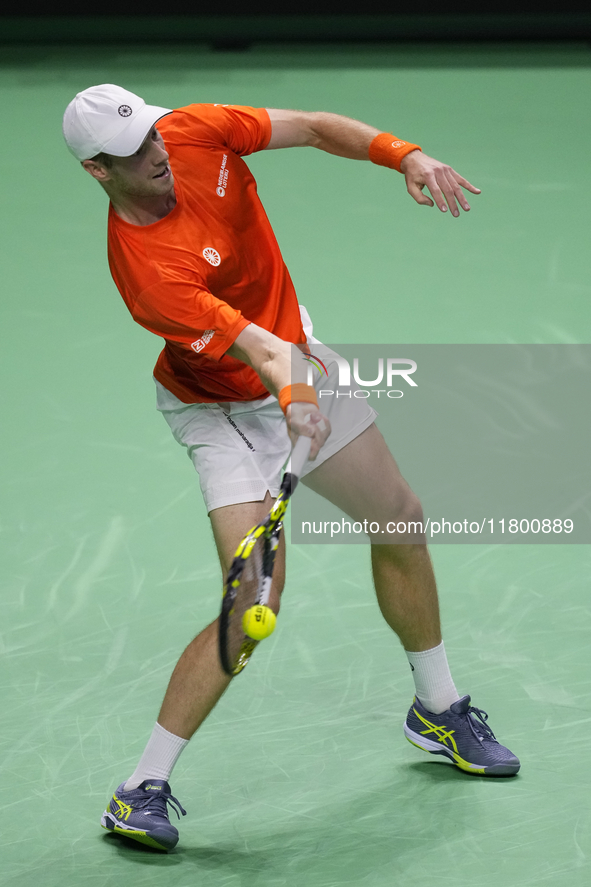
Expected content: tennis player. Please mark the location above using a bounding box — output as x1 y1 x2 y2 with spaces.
63 84 520 852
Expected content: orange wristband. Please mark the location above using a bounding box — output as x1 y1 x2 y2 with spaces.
368 133 422 173
278 384 318 415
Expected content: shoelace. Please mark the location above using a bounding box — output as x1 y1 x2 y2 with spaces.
135 789 187 820
466 706 497 743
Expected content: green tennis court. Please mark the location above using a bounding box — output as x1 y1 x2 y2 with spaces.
1 41 590 887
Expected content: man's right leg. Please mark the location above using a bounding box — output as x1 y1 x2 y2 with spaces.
102 493 285 850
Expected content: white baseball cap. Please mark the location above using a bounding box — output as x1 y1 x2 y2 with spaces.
63 84 172 161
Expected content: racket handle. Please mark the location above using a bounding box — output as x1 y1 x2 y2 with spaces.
290 435 312 479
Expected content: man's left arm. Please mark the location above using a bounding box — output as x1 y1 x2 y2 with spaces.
265 108 480 218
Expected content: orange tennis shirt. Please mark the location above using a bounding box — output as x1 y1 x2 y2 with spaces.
107 103 306 403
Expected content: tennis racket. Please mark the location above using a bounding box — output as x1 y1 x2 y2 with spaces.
219 434 312 676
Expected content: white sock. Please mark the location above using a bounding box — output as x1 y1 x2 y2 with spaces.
124 723 189 791
405 642 460 715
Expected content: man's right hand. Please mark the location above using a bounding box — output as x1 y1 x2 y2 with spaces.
286 401 331 461
229 324 331 460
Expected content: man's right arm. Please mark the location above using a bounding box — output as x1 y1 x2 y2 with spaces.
227 324 330 459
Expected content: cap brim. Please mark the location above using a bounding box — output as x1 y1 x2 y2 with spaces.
101 104 173 157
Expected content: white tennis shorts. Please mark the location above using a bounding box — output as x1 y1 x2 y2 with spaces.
155 307 377 513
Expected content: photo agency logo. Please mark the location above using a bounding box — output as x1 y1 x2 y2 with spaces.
302 349 329 377
304 351 418 399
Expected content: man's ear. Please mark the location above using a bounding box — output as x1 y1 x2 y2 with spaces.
81 160 111 182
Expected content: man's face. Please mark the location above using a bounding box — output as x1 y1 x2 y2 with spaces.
84 126 174 199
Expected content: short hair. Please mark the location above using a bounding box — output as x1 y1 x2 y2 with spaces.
89 151 115 168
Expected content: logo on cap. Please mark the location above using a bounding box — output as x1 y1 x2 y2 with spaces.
118 104 132 117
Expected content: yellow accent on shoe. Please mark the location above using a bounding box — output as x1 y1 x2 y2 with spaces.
405 729 486 774
450 756 486 775
112 795 133 821
102 822 170 851
413 706 460 754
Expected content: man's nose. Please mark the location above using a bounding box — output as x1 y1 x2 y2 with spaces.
155 141 169 162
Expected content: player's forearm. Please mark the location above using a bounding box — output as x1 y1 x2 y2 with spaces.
308 112 381 159
266 109 380 160
227 323 306 397
228 324 330 458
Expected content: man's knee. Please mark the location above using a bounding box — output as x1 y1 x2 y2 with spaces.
369 488 425 545
399 490 424 527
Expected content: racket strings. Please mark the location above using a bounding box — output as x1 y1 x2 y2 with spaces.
226 534 265 666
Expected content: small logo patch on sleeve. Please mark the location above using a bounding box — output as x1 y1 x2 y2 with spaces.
190 330 215 353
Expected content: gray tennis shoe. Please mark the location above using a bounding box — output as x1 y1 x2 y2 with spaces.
404 695 520 776
101 779 187 851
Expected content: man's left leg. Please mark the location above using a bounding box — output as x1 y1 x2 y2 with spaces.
303 422 520 776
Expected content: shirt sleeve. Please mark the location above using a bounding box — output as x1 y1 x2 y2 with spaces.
132 276 250 361
161 104 272 156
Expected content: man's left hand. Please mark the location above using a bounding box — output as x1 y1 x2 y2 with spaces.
400 150 481 217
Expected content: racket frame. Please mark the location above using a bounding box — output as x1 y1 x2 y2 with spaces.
219 437 311 676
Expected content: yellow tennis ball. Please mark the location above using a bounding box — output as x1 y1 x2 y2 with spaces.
242 605 277 640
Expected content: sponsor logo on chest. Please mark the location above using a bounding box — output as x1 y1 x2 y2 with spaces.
202 247 221 266
216 153 229 197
